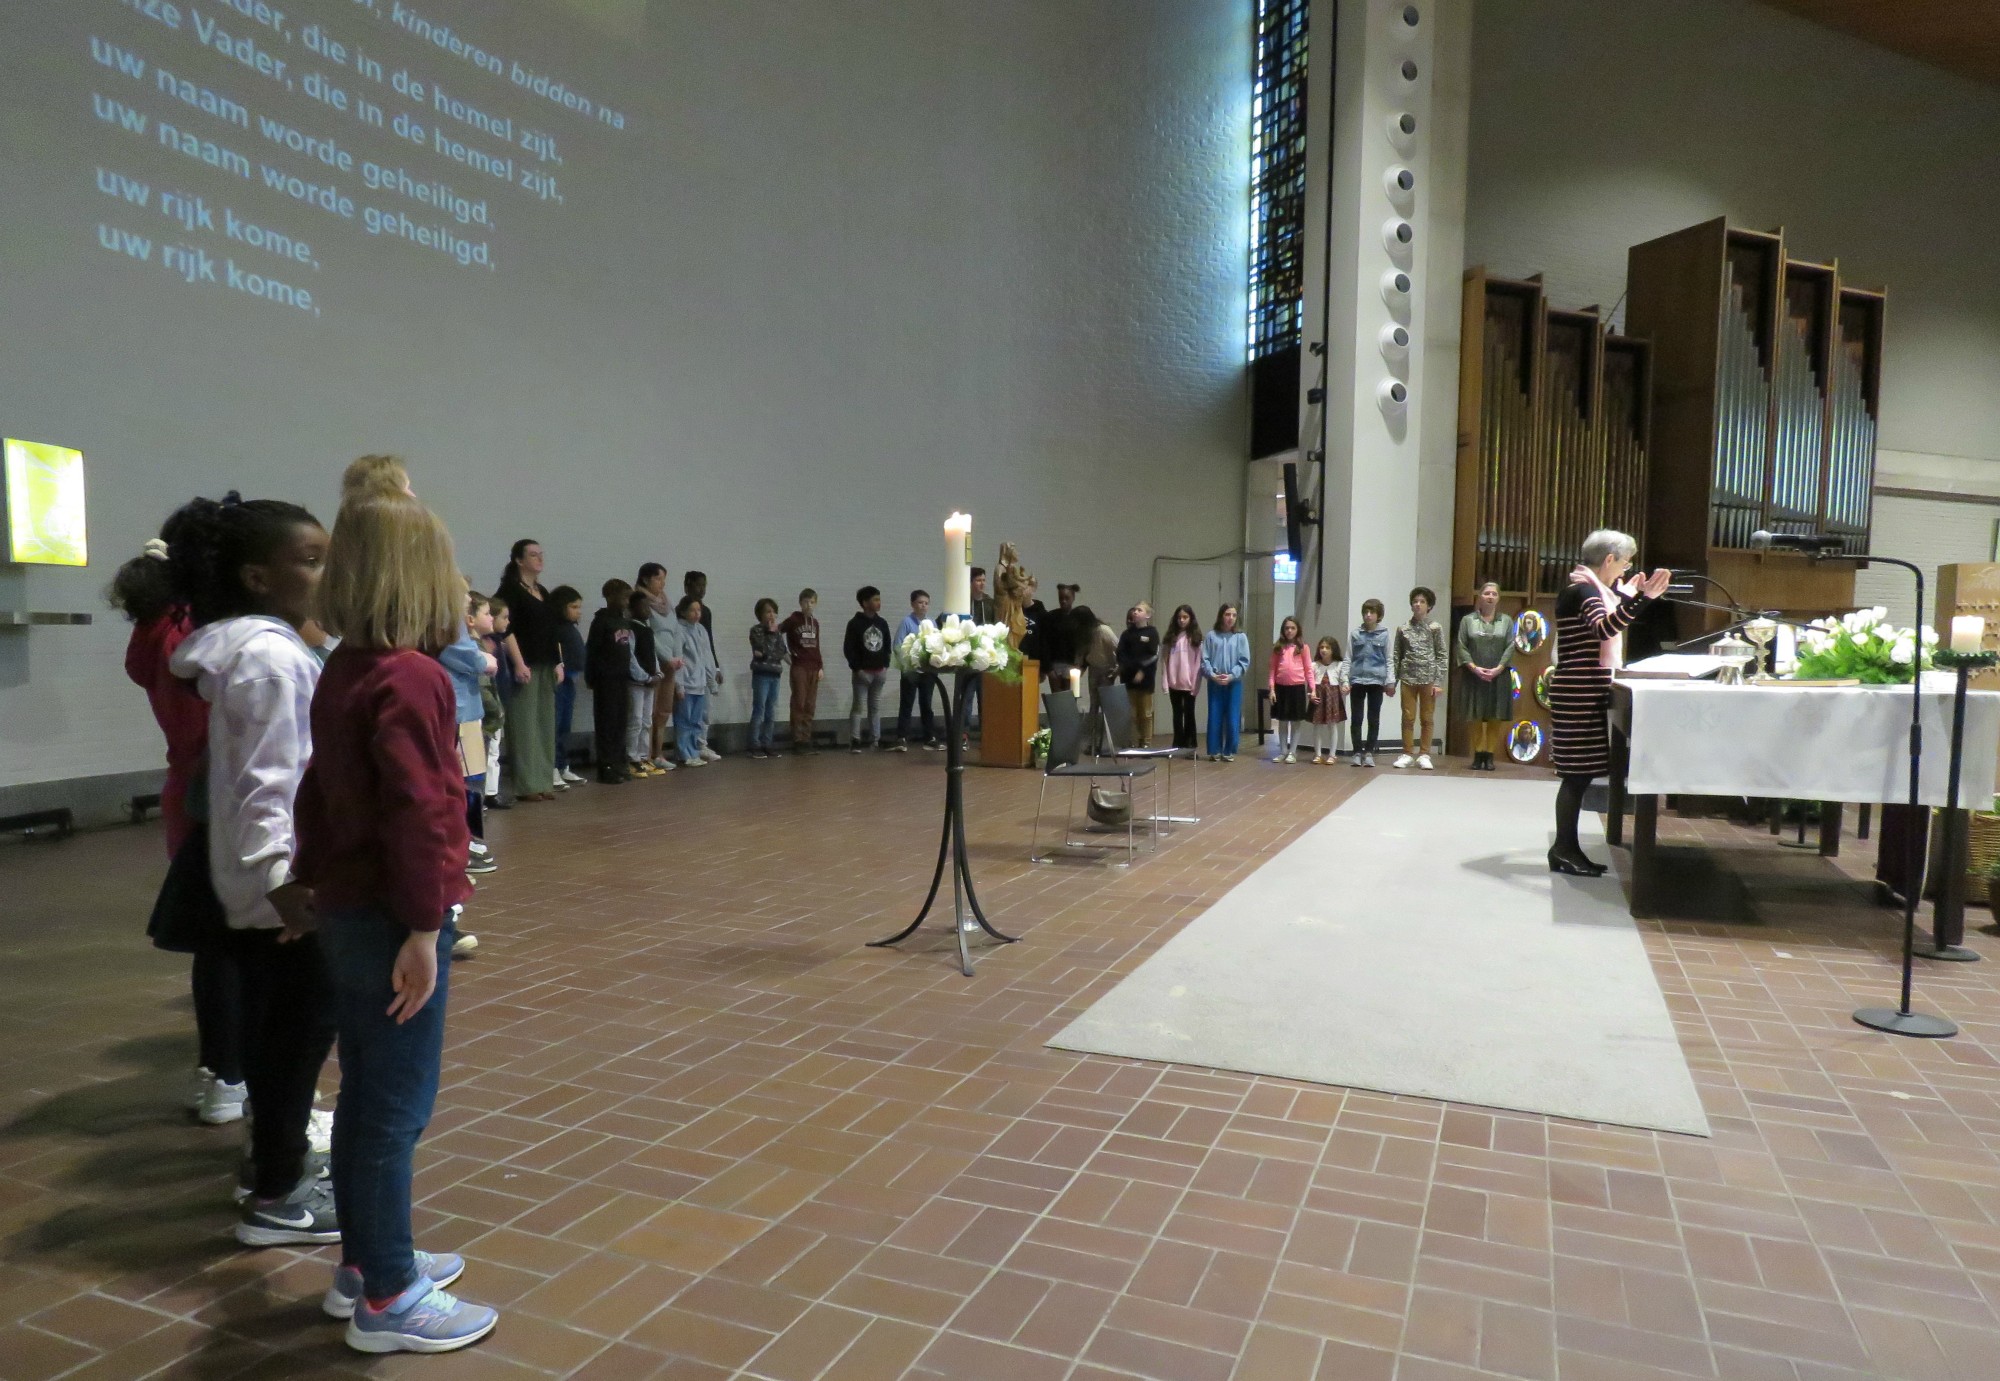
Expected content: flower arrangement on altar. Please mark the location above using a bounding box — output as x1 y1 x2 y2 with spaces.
894 615 1024 681
1792 607 1937 684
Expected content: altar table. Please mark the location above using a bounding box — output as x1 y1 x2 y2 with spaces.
1606 679 2000 918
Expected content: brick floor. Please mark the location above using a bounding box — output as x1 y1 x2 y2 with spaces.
1 753 1997 1379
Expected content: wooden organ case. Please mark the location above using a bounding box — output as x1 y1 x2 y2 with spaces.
1450 270 1652 761
1625 218 1885 632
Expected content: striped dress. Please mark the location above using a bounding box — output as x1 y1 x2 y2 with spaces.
1547 578 1647 778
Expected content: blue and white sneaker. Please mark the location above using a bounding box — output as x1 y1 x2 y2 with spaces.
235 1177 339 1246
322 1253 465 1319
345 1276 497 1354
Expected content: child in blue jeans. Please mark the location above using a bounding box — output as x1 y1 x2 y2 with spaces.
296 496 496 1354
549 585 586 786
747 598 788 758
673 594 720 766
1201 603 1251 760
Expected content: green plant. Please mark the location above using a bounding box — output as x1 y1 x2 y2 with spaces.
1029 727 1051 765
1793 608 1935 684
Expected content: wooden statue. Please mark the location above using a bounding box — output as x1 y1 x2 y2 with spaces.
994 542 1034 650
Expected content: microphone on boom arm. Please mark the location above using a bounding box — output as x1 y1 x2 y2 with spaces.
1749 529 1845 555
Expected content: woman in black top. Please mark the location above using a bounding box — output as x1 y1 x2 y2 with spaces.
498 539 563 801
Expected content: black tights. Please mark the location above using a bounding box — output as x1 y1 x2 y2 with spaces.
1554 774 1593 858
191 944 249 1085
237 930 337 1198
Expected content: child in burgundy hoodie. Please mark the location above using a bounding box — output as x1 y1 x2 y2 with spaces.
295 496 496 1354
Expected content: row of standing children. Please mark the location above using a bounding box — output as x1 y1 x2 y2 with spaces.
112 455 500 1354
1254 587 1451 767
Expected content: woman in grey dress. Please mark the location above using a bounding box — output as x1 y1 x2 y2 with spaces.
1455 581 1515 772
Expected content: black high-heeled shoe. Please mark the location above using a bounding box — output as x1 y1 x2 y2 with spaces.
1547 848 1606 877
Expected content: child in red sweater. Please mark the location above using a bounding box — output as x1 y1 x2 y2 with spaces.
296 496 496 1355
110 532 248 1122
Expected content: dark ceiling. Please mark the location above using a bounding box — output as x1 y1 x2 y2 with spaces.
1762 0 2000 90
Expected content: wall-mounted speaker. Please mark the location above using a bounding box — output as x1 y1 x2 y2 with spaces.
1396 57 1420 84
1386 110 1418 150
1378 378 1410 411
1398 5 1422 32
1384 165 1416 205
1382 217 1415 259
1379 322 1411 359
1381 268 1412 313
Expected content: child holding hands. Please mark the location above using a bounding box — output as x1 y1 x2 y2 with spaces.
297 496 496 1354
1308 637 1347 763
1267 616 1312 764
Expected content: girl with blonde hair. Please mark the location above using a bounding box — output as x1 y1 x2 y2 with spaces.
294 496 498 1352
338 454 415 505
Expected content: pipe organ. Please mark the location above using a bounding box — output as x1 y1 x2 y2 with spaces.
1453 273 1652 606
1626 218 1885 625
1450 271 1652 760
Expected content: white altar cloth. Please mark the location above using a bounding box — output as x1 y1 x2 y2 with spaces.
1620 679 2000 805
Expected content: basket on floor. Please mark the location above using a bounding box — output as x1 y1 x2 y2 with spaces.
1971 810 2000 907
1924 809 2000 905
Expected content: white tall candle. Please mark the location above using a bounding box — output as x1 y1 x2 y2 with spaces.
1950 614 1984 653
943 512 972 616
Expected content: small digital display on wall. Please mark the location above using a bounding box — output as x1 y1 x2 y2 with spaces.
4 438 88 567
1273 553 1298 584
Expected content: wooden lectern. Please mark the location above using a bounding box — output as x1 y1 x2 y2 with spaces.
980 660 1040 768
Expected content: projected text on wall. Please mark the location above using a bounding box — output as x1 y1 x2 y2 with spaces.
86 0 630 318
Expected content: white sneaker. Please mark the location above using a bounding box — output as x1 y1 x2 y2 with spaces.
452 932 479 958
549 777 569 791
307 1108 334 1155
682 756 707 768
1417 754 1435 770
200 1079 248 1125
559 767 584 785
1364 754 1377 767
1283 750 1297 764
699 747 721 762
1393 754 1414 769
650 756 670 769
185 1066 216 1112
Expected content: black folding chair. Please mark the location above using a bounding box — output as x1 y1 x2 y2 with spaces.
1029 691 1157 865
1095 683 1196 830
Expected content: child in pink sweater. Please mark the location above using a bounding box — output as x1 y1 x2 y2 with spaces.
1268 616 1312 764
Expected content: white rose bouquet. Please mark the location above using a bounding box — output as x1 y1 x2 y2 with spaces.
894 615 1024 681
1792 606 1936 684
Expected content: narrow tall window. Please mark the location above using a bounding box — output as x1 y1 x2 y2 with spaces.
1249 0 1309 361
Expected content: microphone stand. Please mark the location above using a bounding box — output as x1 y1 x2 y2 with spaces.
1658 596 1816 673
1670 569 1748 614
1833 554 1956 1038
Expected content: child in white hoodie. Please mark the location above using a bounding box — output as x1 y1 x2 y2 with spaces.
165 493 339 1248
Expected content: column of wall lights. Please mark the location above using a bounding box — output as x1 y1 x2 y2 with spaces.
1378 3 1422 416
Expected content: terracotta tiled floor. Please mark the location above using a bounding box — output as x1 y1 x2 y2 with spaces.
2 752 1998 1380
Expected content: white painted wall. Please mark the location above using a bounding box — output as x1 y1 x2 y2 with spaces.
1465 0 2000 466
1856 492 2000 632
1305 0 1472 751
0 0 1251 791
